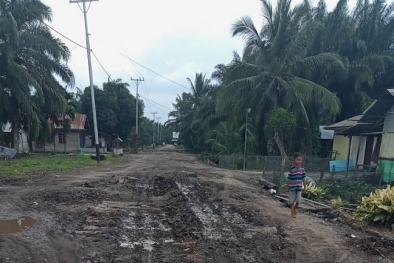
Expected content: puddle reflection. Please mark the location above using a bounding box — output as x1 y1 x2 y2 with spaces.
0 216 37 234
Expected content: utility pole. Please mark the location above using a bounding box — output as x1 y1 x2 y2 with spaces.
70 0 100 163
131 77 144 135
243 108 251 170
151 112 157 147
157 117 161 145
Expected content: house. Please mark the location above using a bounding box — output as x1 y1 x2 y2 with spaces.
325 89 394 182
1 122 29 152
33 114 109 153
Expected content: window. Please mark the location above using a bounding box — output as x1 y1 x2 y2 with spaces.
58 132 66 144
35 141 44 148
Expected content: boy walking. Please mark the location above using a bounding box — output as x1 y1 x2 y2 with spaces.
286 153 307 218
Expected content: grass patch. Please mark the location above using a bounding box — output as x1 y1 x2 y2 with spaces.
0 154 120 179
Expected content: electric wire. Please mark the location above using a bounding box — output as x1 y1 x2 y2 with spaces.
46 24 174 116
122 54 191 91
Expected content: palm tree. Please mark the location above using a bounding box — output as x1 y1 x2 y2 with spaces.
217 0 342 161
309 0 394 119
0 0 74 153
207 121 240 155
166 73 215 152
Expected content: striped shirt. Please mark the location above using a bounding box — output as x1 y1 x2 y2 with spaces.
287 166 306 191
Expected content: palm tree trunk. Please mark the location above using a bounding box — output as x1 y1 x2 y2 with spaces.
274 131 287 171
64 130 66 154
12 120 20 153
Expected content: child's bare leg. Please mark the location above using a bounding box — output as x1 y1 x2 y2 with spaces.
291 204 296 218
294 203 299 215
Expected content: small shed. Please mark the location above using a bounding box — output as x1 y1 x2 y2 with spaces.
113 137 123 156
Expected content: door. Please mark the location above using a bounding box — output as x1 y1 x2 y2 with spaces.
79 136 85 148
363 136 374 165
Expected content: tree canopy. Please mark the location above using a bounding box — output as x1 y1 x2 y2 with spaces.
167 0 394 160
80 79 144 141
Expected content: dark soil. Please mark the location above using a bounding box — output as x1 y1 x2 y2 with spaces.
0 146 393 263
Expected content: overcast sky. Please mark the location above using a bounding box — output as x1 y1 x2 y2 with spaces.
42 0 357 123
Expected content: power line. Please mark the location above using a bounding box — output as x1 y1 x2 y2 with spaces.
122 69 153 113
139 94 172 113
44 24 173 115
47 23 191 93
143 83 153 113
122 54 191 91
92 51 112 81
45 23 87 50
46 23 112 82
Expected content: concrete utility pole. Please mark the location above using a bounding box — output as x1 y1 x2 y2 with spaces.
151 112 157 147
243 108 251 170
70 0 100 163
131 77 144 135
157 117 161 144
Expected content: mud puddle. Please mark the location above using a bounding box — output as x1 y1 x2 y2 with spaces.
0 216 37 234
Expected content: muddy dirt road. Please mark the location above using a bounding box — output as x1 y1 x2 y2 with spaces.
0 146 393 263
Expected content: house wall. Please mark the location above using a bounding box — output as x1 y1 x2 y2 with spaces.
379 106 394 182
33 131 82 153
380 133 394 158
332 135 366 166
379 132 394 183
332 135 350 160
351 136 367 166
383 105 394 133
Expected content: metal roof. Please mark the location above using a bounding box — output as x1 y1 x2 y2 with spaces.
359 89 394 123
325 89 394 136
340 122 383 135
325 115 363 130
51 114 87 130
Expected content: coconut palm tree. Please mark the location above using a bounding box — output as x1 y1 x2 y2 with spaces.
0 0 74 153
309 0 394 119
217 0 342 161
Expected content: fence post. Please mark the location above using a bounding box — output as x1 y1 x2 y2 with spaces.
262 156 266 178
319 169 324 183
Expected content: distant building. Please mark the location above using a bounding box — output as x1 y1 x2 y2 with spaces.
1 122 29 152
172 132 179 145
33 114 109 153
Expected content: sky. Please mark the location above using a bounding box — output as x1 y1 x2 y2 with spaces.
42 0 357 123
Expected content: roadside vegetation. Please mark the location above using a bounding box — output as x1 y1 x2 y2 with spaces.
0 154 120 178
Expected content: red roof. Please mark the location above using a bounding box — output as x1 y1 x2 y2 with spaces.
50 114 87 130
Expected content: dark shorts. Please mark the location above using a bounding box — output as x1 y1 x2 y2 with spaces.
288 190 302 205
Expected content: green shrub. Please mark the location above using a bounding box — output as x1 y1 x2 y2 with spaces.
331 197 350 209
356 185 394 230
303 183 325 201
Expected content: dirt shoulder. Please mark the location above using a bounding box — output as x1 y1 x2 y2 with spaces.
0 146 393 263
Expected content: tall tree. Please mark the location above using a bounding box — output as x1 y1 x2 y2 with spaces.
80 79 143 141
0 0 74 152
217 0 342 161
